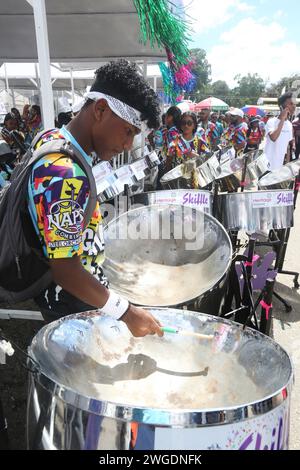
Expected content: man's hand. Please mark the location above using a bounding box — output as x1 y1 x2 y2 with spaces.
120 304 164 337
279 107 290 121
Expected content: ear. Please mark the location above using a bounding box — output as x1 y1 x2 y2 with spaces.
93 99 109 121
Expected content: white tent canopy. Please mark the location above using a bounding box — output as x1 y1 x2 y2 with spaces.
0 0 166 126
0 0 166 63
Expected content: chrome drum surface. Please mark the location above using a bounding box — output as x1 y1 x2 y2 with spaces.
27 309 293 450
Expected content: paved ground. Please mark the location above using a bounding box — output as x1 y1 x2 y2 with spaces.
271 200 300 450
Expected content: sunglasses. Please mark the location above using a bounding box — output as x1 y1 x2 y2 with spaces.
181 120 194 126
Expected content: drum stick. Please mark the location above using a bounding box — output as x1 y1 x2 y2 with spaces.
162 327 214 340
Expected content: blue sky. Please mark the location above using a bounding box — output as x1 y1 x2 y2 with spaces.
182 0 300 86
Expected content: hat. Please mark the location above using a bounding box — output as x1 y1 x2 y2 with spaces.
57 97 72 115
229 108 244 118
72 100 84 114
250 117 260 123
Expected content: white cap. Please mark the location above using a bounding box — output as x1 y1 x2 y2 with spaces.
229 108 244 118
57 97 72 115
72 99 85 114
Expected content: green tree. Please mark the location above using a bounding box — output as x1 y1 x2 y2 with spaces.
189 48 212 100
232 73 266 106
266 74 300 97
211 80 230 99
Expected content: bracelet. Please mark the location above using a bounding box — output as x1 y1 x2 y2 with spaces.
100 290 129 320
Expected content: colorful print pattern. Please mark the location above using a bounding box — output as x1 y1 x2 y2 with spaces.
28 129 105 280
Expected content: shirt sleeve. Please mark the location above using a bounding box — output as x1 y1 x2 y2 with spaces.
265 118 277 135
236 127 247 145
28 153 90 259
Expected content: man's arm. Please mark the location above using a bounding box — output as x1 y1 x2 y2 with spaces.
50 256 163 337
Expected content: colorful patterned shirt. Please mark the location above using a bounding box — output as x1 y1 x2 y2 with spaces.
27 128 106 282
214 121 224 146
168 132 209 167
223 123 247 149
198 121 219 150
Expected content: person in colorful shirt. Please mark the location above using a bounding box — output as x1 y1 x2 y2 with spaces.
163 106 182 172
167 112 209 167
223 108 247 153
25 105 43 146
27 59 163 338
197 108 219 151
210 112 224 146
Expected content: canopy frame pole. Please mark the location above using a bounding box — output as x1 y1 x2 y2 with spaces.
70 68 75 105
27 0 55 128
4 63 9 94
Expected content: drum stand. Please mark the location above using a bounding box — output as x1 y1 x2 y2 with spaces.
221 235 276 335
264 175 300 313
274 174 300 290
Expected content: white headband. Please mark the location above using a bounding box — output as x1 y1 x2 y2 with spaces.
74 91 142 130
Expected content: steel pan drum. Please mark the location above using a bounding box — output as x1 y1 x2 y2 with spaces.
160 155 208 190
259 166 295 190
102 205 232 313
194 153 221 188
215 156 246 192
130 189 213 214
285 159 300 177
160 163 184 189
245 150 270 181
215 151 269 192
27 308 293 450
217 190 294 232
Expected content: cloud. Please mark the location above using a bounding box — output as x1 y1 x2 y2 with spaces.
182 0 255 34
237 3 255 12
207 18 300 87
273 9 284 19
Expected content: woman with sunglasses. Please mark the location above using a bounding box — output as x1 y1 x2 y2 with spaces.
167 112 209 168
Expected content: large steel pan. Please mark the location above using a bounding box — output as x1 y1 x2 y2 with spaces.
27 308 293 450
102 204 232 314
217 190 294 232
259 166 295 190
130 189 213 215
160 154 209 190
285 159 300 177
215 151 269 192
244 150 270 181
194 153 222 188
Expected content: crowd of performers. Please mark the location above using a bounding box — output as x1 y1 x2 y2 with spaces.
149 106 269 173
0 104 73 188
150 93 300 181
1 96 299 190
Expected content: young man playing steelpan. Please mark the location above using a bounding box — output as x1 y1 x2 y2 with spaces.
28 60 163 338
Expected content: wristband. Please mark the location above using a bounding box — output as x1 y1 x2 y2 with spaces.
100 290 129 320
